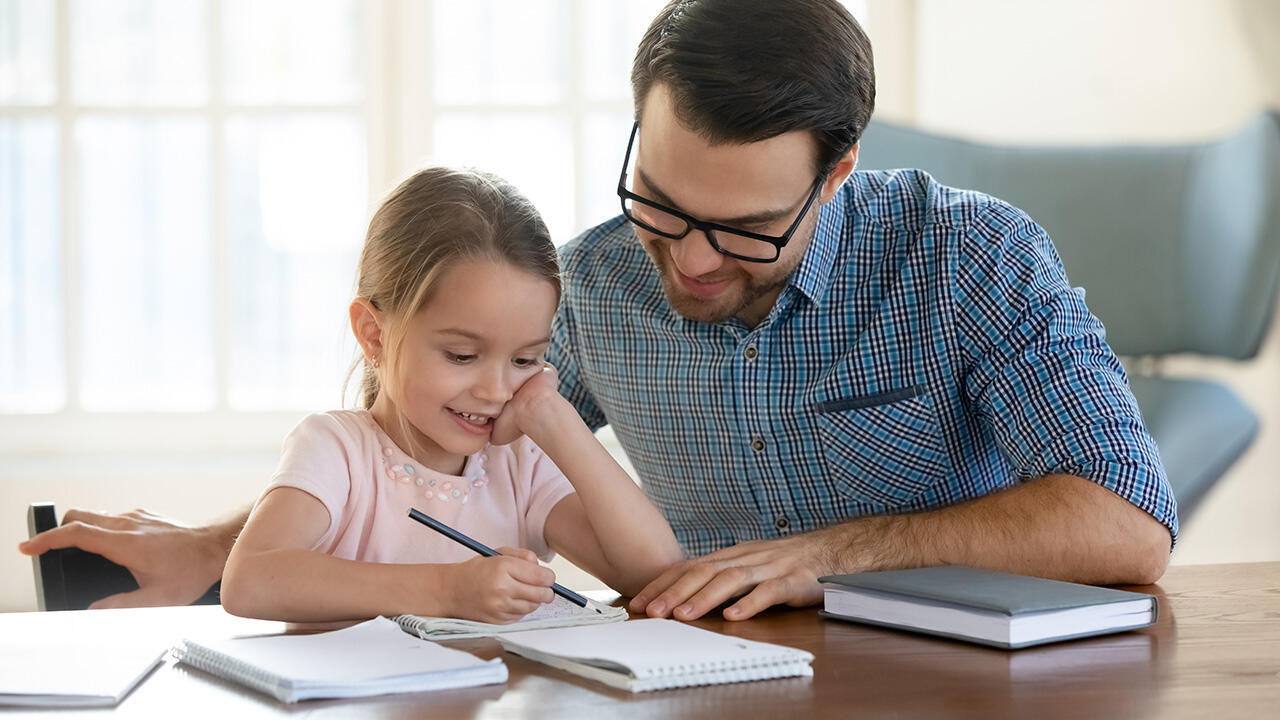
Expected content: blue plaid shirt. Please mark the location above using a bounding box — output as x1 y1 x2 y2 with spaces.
549 169 1178 557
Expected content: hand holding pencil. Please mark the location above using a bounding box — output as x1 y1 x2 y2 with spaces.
408 508 601 618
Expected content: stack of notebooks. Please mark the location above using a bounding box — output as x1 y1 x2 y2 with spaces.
819 565 1159 649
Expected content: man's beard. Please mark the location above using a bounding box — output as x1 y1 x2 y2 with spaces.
642 241 793 324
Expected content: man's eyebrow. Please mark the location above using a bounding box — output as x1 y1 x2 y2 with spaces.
635 167 793 228
436 328 551 348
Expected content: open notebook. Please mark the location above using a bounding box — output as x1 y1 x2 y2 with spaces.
395 595 627 640
497 618 814 692
174 617 506 703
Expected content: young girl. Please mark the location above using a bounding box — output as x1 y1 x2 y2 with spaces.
221 167 682 624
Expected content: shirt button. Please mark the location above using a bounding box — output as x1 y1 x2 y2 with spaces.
743 345 758 360
750 437 765 452
775 516 790 530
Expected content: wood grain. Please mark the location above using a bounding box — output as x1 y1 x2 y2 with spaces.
3 562 1277 719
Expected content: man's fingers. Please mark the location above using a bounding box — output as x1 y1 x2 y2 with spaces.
723 575 797 621
672 565 756 621
629 562 691 612
643 562 723 618
60 508 136 531
724 572 823 620
18 522 126 557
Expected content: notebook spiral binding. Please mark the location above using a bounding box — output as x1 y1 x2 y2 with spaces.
645 651 808 678
174 641 291 702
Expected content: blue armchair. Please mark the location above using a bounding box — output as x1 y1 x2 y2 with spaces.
855 112 1280 518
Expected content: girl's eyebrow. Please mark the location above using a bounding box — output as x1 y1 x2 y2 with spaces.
436 328 552 348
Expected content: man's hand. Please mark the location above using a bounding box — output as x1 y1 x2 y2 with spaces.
628 532 837 621
17 507 239 609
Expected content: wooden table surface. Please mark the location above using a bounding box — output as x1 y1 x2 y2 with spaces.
3 562 1278 719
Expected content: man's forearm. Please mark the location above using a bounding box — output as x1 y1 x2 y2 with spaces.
199 506 251 581
816 474 1171 585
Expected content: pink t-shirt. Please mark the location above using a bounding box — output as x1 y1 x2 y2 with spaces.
263 409 576 564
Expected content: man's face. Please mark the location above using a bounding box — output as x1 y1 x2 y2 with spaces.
628 84 830 325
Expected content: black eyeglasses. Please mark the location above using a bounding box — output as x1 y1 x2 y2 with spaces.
616 122 824 263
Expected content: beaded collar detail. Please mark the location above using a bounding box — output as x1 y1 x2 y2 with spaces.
366 414 488 505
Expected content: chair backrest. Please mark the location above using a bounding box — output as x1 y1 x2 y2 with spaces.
855 112 1280 359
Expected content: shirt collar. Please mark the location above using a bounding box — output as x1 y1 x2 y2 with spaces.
786 184 847 306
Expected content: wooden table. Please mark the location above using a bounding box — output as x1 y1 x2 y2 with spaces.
3 562 1278 719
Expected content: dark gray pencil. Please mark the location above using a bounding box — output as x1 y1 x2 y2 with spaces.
408 507 600 613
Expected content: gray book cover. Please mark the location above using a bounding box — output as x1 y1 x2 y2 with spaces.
818 565 1158 649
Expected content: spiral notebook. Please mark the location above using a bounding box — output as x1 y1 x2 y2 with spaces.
395 595 628 640
497 618 814 692
173 617 506 703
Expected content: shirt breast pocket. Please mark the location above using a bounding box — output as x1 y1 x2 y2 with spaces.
814 385 948 508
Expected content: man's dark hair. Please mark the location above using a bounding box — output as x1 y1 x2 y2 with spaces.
631 0 875 175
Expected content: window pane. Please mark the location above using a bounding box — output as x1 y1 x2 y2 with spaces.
433 113 574 245
582 112 633 236
70 0 207 106
432 0 569 105
77 117 213 411
0 0 55 105
226 114 366 411
0 118 62 412
580 0 667 103
224 0 363 105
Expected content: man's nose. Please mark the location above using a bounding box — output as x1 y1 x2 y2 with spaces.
668 228 726 278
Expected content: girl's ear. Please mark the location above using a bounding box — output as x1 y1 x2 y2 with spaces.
349 298 385 364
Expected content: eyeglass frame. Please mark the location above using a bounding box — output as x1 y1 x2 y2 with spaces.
616 122 826 264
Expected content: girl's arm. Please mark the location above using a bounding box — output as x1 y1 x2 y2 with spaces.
221 487 555 623
500 368 683 596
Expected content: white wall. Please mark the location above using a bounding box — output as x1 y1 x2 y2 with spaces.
866 0 1280 566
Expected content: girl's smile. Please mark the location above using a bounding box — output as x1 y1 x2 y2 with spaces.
448 407 496 434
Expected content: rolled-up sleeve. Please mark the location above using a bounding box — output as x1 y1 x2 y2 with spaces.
955 200 1179 543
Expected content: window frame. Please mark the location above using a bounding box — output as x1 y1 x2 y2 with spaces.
1 0 868 460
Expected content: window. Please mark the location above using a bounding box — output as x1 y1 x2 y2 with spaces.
1 0 865 456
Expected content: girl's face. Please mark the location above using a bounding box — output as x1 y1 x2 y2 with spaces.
376 259 558 474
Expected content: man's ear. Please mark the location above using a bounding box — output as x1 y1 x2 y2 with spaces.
819 142 859 203
349 298 385 364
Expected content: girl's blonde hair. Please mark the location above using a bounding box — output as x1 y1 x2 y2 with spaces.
345 166 559 413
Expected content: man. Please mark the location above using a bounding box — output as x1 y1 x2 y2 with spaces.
21 0 1175 617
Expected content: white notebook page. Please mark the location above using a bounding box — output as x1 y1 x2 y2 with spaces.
499 618 813 678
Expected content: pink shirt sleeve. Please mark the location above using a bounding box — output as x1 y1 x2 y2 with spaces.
509 437 576 560
262 413 358 549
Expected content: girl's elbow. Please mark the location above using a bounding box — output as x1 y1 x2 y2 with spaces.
220 558 267 619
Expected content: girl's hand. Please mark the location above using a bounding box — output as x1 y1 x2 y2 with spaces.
490 364 564 446
440 547 556 623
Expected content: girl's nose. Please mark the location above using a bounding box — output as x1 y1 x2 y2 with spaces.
472 363 514 404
